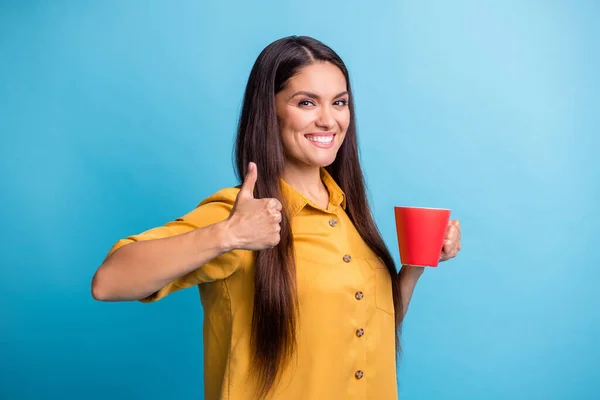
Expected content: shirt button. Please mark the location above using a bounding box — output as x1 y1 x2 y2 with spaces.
355 291 364 300
356 328 365 337
329 218 338 227
355 370 364 379
343 254 352 263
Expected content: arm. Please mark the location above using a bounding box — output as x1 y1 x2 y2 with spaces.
91 162 282 302
92 221 234 302
398 266 424 317
397 220 463 316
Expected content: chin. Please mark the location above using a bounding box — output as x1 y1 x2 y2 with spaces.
308 155 337 168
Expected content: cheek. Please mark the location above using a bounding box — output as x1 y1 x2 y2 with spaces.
279 111 307 153
282 109 314 132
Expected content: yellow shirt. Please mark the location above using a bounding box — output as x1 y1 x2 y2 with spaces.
108 168 398 400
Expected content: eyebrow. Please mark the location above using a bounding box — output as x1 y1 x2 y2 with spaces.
288 91 349 101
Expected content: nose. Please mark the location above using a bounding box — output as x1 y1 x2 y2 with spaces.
315 105 335 130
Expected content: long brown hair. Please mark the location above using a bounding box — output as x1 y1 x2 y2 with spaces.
234 35 403 398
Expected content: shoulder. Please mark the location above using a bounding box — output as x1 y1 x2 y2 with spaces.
177 187 240 229
106 187 242 257
196 187 241 208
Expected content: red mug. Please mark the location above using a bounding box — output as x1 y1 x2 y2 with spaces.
394 206 451 267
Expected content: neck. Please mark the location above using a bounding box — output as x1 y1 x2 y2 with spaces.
282 161 321 192
282 161 329 207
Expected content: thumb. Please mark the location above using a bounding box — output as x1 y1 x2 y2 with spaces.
239 162 257 199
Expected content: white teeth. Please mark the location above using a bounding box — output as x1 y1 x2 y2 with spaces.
307 136 333 144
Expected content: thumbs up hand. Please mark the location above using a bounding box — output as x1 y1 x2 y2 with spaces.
225 162 283 251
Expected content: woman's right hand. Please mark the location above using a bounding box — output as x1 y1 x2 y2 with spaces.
225 162 282 251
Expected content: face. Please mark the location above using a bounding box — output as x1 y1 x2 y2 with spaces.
275 62 350 169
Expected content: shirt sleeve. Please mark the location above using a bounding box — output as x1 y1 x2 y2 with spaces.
105 188 246 302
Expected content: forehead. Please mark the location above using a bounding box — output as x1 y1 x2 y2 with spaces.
284 62 347 95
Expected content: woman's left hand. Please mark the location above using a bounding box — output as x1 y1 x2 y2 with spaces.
440 220 461 262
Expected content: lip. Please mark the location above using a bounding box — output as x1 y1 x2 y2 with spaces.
304 132 336 149
304 132 336 137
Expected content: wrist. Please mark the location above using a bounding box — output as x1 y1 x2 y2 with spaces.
214 219 239 253
217 217 248 253
400 265 425 282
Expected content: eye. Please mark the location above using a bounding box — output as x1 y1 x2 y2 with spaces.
334 99 348 107
298 99 316 107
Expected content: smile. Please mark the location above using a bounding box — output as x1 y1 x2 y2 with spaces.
304 133 335 148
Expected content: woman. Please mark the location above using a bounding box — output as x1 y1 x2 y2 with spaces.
92 35 462 400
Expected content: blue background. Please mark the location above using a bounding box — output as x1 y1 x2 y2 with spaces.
1 1 598 399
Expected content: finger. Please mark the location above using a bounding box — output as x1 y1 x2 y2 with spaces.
274 212 282 223
452 220 461 239
239 162 257 199
440 247 456 261
272 233 281 247
267 198 282 211
443 239 453 254
440 249 450 261
445 221 454 236
449 240 461 258
446 223 461 242
449 225 460 242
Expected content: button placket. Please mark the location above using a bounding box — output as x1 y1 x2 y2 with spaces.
345 251 366 385
353 268 367 387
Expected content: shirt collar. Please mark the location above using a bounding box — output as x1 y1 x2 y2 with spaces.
280 168 347 216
